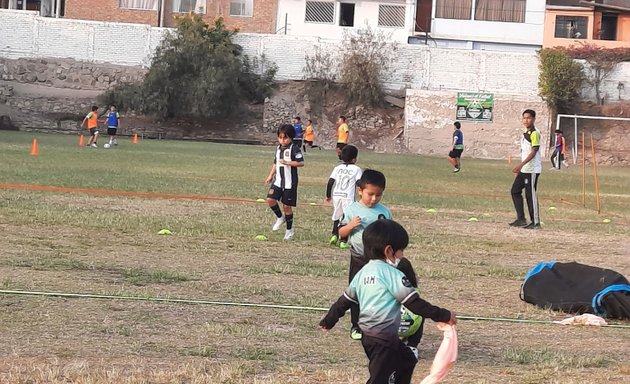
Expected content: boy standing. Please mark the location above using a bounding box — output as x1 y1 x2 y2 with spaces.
448 121 464 173
326 145 362 249
510 109 542 230
81 105 100 148
338 169 391 340
265 124 305 240
336 116 350 160
105 105 121 146
292 116 304 151
320 219 457 384
550 129 565 170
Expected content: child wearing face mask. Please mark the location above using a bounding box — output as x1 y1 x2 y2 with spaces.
320 219 457 384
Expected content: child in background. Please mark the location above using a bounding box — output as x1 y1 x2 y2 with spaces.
336 115 350 160
105 105 121 146
338 169 391 340
303 119 321 151
265 124 305 240
320 219 457 384
550 129 566 170
81 105 100 148
292 116 304 151
326 145 361 249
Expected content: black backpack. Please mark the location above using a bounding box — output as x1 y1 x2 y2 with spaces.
520 261 630 320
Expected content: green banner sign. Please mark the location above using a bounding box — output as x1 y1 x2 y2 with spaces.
456 92 494 122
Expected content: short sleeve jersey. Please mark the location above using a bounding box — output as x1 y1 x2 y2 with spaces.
344 259 416 341
86 112 98 129
329 164 362 200
337 123 349 144
293 123 303 139
273 143 304 189
521 128 542 173
304 125 315 141
340 202 392 255
453 129 463 149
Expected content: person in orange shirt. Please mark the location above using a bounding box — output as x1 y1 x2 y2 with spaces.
303 119 321 152
81 105 100 148
336 115 350 160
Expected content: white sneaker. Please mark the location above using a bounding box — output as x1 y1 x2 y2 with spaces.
283 229 295 241
272 216 285 231
91 143 97 148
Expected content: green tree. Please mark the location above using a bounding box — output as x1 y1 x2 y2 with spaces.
100 15 276 119
538 48 585 114
565 44 630 105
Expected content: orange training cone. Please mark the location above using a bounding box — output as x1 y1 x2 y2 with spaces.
30 138 38 156
78 134 85 147
132 133 138 144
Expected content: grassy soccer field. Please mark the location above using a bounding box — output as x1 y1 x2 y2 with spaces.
0 131 628 384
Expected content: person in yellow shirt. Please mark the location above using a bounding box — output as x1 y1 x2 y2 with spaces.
303 119 321 152
336 115 350 160
81 105 100 148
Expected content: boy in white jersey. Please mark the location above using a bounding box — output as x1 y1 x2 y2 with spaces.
320 219 457 384
326 145 362 249
265 124 305 240
510 109 542 230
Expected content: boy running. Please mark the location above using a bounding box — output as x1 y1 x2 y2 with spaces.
448 121 464 173
320 219 457 384
303 119 321 151
326 145 362 249
265 124 305 240
338 169 391 340
81 105 100 148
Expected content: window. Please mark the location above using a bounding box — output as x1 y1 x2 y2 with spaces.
378 5 405 28
435 0 471 20
475 0 525 23
173 0 206 13
230 0 253 16
339 3 355 26
600 14 618 41
305 1 335 23
554 15 587 39
119 0 158 10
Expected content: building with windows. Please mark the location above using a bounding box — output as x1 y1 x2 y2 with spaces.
278 0 545 49
0 0 62 16
62 0 277 33
543 0 630 48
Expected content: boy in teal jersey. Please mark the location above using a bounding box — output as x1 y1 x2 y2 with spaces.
338 169 391 340
320 220 457 384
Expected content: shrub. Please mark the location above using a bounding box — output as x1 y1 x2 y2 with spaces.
538 48 585 114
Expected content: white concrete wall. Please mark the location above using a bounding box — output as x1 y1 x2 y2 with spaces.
276 0 414 43
1 8 628 100
430 0 545 48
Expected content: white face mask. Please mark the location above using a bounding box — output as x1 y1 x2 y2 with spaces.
386 258 401 267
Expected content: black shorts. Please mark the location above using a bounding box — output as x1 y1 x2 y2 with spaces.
89 128 99 136
267 185 298 207
107 127 118 136
336 142 347 150
293 138 303 147
449 148 463 158
304 140 313 146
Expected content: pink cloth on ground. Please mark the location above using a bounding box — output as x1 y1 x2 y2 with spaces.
419 323 458 384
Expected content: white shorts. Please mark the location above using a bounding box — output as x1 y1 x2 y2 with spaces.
332 197 353 221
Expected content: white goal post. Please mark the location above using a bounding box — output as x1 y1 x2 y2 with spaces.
556 114 630 164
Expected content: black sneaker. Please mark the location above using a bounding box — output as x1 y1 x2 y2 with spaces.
509 219 528 227
523 223 541 230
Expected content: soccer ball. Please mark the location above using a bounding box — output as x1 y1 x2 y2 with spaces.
399 306 422 338
103 143 111 149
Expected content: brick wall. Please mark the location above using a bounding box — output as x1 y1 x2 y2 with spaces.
64 0 277 33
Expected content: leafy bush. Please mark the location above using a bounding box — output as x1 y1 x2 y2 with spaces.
538 48 585 113
338 27 395 108
99 15 276 119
